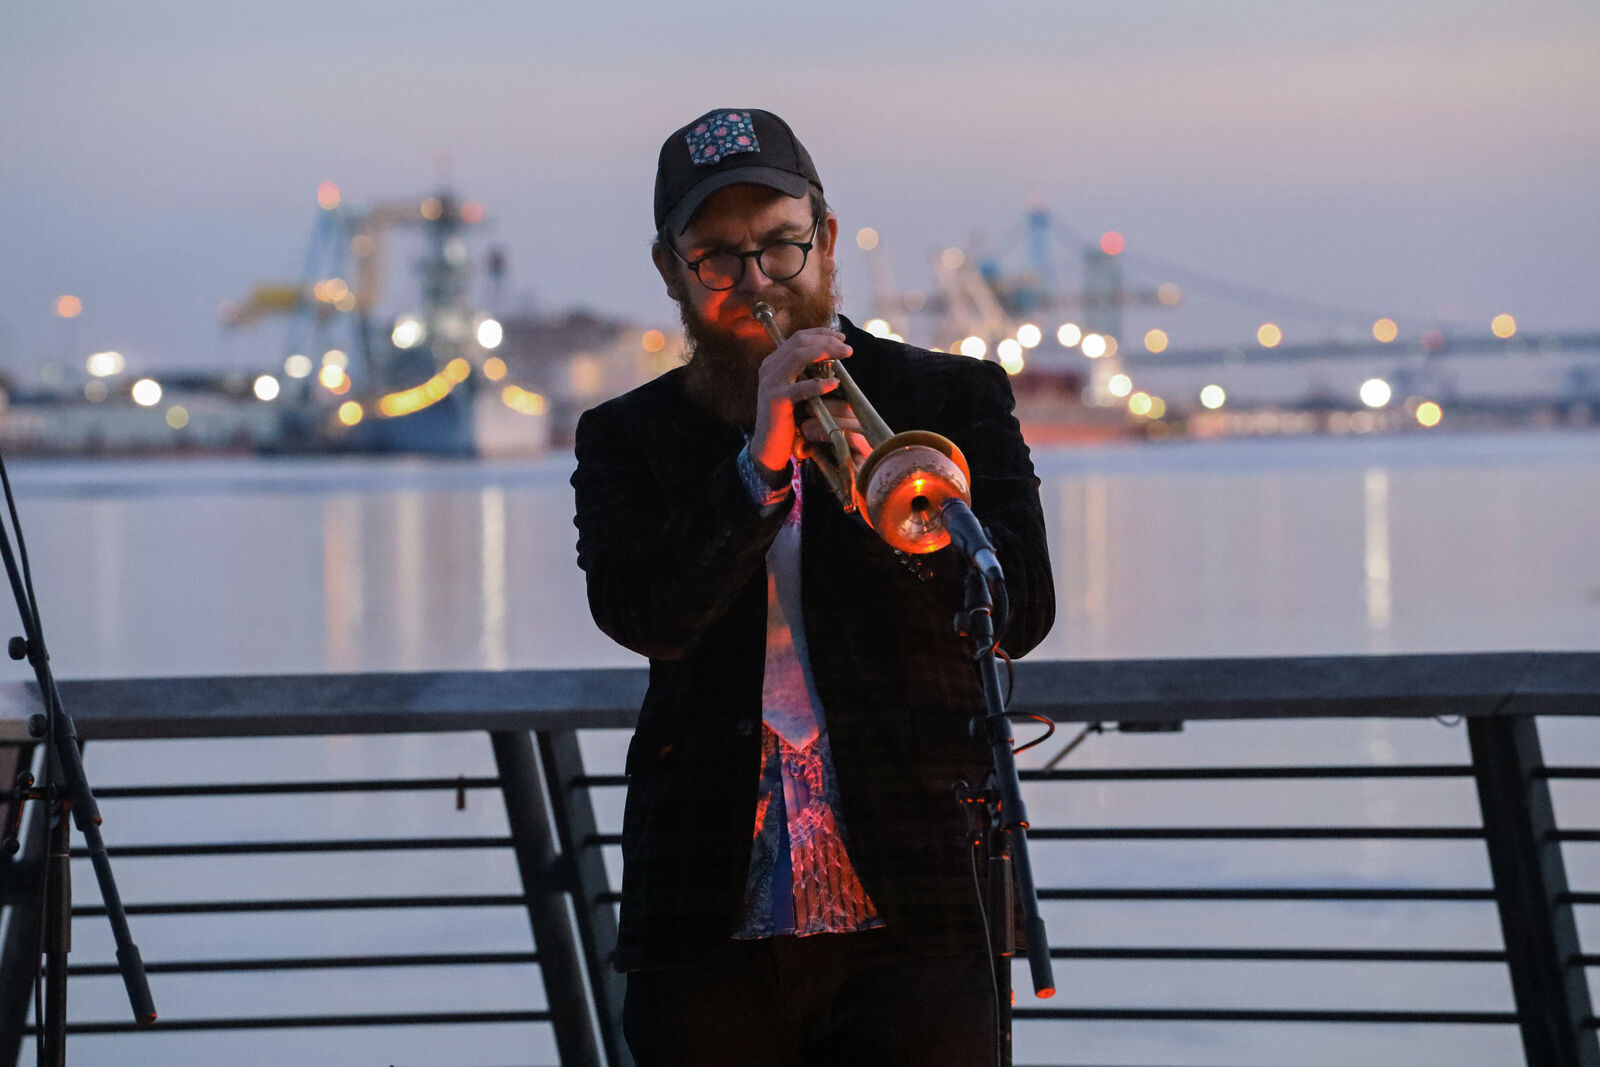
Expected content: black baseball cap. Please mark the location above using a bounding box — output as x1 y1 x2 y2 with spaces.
654 108 823 235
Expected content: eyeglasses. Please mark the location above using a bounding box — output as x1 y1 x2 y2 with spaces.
669 221 819 292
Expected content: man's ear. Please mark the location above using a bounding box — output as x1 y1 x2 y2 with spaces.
652 241 685 303
817 211 839 272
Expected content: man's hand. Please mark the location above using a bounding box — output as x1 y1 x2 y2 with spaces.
749 327 853 476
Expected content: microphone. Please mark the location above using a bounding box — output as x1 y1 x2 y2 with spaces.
940 499 1002 582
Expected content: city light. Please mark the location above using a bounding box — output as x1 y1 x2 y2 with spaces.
1128 391 1153 416
863 318 892 337
131 378 162 406
1100 231 1125 256
1156 282 1181 306
1144 329 1169 354
641 329 666 353
941 247 966 270
959 336 987 358
856 227 879 251
165 406 189 430
502 385 549 416
1372 318 1399 343
1200 384 1227 409
1016 323 1042 348
1491 313 1517 339
1056 323 1082 347
1257 323 1283 348
319 365 349 392
1081 333 1107 359
86 351 124 377
1107 374 1133 398
482 356 508 381
55 295 82 319
323 349 348 369
84 380 107 402
1360 378 1392 408
476 317 504 349
392 317 425 349
284 354 312 379
317 182 341 211
460 202 485 224
997 339 1024 374
253 375 280 401
421 197 443 221
1416 401 1443 427
338 401 364 426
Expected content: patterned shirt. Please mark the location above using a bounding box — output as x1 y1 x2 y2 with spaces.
734 454 881 938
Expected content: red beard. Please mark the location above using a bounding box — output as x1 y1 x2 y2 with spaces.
678 260 839 428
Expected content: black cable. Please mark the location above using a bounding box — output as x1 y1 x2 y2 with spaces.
966 832 1002 1067
1010 715 1056 756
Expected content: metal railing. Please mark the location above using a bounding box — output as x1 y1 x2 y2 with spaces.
0 652 1594 1066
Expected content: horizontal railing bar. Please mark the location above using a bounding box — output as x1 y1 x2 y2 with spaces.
570 775 628 789
67 952 542 976
4 651 1595 742
1560 893 1600 905
1037 888 1496 901
1536 767 1600 779
1022 764 1475 781
93 777 501 798
75 894 531 916
28 1010 551 1034
1550 830 1600 841
1027 827 1485 840
101 836 511 857
1010 1007 1517 1024
1047 947 1506 963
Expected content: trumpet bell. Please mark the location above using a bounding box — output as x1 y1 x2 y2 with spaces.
854 430 972 554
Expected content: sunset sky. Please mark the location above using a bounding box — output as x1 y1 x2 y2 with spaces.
3 1 1597 376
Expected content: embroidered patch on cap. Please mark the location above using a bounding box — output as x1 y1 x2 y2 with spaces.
686 111 760 166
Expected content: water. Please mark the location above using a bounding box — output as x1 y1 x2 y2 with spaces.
5 429 1599 1065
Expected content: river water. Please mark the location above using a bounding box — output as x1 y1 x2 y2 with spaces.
6 428 1598 1066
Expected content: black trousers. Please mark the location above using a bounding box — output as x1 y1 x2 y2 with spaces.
622 928 999 1066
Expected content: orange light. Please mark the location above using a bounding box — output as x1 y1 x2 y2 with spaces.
317 182 341 211
501 385 548 415
337 401 363 426
54 294 82 319
1099 231 1125 256
1491 313 1516 339
421 197 443 221
1144 328 1168 354
444 357 472 383
642 329 666 353
1257 323 1283 348
460 201 484 224
1372 318 1398 343
482 356 507 381
1416 401 1443 427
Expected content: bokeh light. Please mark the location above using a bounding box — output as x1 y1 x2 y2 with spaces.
55 295 82 319
1081 333 1107 359
1257 323 1283 348
1359 378 1392 408
1416 401 1443 427
1199 384 1227 409
1372 318 1399 343
1491 313 1517 339
856 227 879 251
1099 231 1125 255
1016 323 1042 348
476 318 503 349
253 375 280 401
1056 323 1082 347
959 336 987 358
131 378 162 406
1144 329 1168 354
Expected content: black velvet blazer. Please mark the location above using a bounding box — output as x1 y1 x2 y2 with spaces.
571 316 1055 971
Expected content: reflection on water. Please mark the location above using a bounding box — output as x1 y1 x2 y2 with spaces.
7 430 1597 679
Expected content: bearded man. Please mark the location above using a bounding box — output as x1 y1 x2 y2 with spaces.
571 108 1055 1065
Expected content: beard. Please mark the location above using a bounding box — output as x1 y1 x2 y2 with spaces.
678 259 840 428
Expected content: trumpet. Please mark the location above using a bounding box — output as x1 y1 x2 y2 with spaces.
752 300 972 555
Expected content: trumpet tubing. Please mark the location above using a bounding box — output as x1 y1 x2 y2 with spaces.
751 301 972 554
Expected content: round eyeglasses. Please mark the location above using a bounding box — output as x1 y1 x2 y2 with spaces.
669 221 819 292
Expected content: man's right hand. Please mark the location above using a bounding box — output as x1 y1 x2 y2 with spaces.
749 326 853 477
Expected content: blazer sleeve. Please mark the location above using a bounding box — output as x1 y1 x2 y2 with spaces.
950 358 1055 658
571 398 789 661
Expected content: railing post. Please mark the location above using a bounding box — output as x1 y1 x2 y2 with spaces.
490 729 604 1067
0 787 44 1065
1469 713 1599 1066
538 728 630 1067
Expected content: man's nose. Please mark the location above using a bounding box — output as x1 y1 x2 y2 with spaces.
734 257 774 295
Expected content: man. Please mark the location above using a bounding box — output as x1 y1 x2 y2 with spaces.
571 108 1054 1065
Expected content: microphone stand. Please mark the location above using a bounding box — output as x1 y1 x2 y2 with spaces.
943 500 1054 1067
0 450 155 1064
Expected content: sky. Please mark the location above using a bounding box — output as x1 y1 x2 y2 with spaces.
2 0 1598 379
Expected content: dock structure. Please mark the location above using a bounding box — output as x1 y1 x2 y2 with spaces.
0 653 1596 1066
